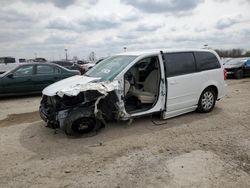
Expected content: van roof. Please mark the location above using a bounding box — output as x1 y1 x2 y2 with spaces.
117 48 216 56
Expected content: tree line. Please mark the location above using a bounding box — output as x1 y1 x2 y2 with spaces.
215 49 250 58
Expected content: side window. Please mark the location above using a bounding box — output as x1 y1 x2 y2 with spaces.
14 65 34 76
194 52 221 71
37 65 54 75
164 52 196 77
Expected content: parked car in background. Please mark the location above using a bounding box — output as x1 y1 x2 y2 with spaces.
0 63 80 96
221 57 232 65
51 61 85 74
0 57 20 74
76 60 89 65
81 58 105 73
224 58 250 79
19 58 26 63
33 58 47 62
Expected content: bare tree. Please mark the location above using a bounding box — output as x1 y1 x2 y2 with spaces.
215 48 245 58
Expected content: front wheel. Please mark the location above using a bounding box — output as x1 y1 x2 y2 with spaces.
197 88 216 113
65 117 102 137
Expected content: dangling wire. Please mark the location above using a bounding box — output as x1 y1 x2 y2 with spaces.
150 115 168 126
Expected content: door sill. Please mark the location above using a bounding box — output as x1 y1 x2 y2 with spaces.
162 106 197 119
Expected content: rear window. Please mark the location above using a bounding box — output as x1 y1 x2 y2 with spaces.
164 52 196 77
194 52 220 71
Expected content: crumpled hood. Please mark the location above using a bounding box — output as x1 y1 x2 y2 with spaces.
42 75 120 97
42 75 100 96
224 63 242 69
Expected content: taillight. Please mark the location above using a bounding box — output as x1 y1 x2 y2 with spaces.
224 69 227 80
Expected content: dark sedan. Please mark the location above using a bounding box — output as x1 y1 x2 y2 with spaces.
224 58 250 79
51 61 84 74
0 63 80 96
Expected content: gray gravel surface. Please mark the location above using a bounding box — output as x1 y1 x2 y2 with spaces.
0 79 249 188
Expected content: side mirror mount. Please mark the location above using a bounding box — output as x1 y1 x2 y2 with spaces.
7 73 14 79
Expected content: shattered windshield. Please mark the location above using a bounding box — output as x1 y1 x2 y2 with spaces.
85 55 137 81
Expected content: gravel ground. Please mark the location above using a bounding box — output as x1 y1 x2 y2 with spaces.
0 79 250 188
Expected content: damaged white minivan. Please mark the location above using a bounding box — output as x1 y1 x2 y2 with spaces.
40 49 226 136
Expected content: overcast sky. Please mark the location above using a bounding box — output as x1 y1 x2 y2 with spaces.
0 0 249 60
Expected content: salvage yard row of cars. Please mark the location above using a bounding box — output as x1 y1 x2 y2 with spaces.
0 57 105 96
1 49 250 137
0 56 101 74
0 63 80 96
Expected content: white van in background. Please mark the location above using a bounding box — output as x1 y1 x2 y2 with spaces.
0 57 25 73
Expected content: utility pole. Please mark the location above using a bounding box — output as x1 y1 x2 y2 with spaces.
64 48 68 61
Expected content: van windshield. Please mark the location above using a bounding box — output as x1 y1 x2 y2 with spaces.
85 55 137 81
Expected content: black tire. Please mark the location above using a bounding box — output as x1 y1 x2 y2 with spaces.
72 117 95 133
234 69 243 79
63 107 103 137
197 88 216 113
65 117 102 137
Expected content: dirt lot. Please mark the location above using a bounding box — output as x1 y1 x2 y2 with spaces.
0 79 250 188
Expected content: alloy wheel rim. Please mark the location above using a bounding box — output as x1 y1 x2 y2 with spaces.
201 91 214 110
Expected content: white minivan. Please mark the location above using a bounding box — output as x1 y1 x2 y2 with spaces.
40 49 227 136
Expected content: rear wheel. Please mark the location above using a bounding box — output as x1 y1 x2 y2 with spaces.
197 88 216 113
234 69 243 79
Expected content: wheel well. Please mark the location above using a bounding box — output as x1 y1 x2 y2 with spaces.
206 85 218 100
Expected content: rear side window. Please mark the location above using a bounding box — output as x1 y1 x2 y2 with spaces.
37 65 54 75
164 52 196 77
194 52 220 71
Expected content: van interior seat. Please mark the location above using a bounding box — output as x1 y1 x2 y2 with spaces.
124 80 130 95
130 69 159 103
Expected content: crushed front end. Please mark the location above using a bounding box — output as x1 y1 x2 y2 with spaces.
39 82 121 136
